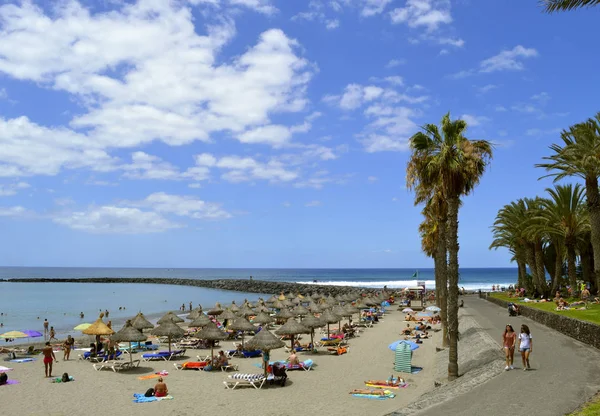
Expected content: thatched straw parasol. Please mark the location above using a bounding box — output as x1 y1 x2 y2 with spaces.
186 309 201 321
319 309 341 340
238 305 255 317
293 305 309 319
228 317 256 349
252 311 275 325
229 302 240 313
83 314 115 350
188 313 212 328
194 322 228 364
301 315 325 350
274 318 310 350
308 301 322 313
131 312 154 331
157 311 184 324
265 295 278 304
151 320 185 353
271 300 286 310
207 303 223 316
281 299 293 308
274 308 295 321
286 292 295 299
255 305 270 313
110 320 146 364
278 293 286 301
219 309 238 324
246 329 285 377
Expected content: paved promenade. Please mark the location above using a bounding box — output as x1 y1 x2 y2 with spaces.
418 296 600 416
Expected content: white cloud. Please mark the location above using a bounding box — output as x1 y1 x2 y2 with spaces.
460 114 490 126
0 88 6 99
362 134 411 152
531 92 551 105
385 59 406 68
54 206 181 234
0 2 312 178
305 200 322 207
0 205 26 217
477 84 498 94
480 45 538 73
0 182 30 196
195 153 298 183
189 0 277 14
525 128 561 137
325 19 340 29
384 76 404 86
188 183 202 189
495 105 507 112
325 83 427 110
141 192 231 220
438 37 465 47
390 0 453 31
368 176 378 182
362 0 393 17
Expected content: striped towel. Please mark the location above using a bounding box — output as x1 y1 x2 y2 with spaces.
229 373 264 381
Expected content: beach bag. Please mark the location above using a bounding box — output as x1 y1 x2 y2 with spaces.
144 388 155 397
61 373 70 383
0 372 7 385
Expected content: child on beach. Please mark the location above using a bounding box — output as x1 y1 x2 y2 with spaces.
518 324 532 371
502 324 516 370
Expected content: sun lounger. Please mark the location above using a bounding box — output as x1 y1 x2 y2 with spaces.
142 351 172 361
284 359 313 371
223 373 266 390
241 350 262 358
220 363 239 372
93 359 140 372
318 338 343 347
174 361 208 370
327 346 349 355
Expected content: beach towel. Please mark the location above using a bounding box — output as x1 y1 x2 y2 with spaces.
132 393 174 403
352 390 395 400
51 376 75 383
9 358 36 363
0 366 13 372
0 380 19 386
411 366 423 374
138 374 161 380
156 370 169 376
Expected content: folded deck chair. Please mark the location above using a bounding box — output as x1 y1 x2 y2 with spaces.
223 373 266 390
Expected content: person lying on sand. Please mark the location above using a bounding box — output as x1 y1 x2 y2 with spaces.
350 389 387 395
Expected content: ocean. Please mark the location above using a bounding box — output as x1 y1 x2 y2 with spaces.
0 267 516 344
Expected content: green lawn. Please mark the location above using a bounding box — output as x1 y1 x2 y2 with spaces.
490 293 600 325
569 393 600 416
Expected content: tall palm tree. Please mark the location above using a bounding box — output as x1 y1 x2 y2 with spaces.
408 113 493 380
543 0 600 12
535 184 589 294
522 197 551 297
537 113 600 293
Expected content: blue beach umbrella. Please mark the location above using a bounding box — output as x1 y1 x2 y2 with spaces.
388 340 419 351
425 306 441 312
417 312 432 317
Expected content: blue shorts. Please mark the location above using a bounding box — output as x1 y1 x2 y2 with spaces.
520 347 530 352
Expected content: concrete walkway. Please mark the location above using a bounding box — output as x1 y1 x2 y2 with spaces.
417 296 600 416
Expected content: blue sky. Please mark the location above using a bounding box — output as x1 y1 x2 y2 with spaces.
0 0 598 268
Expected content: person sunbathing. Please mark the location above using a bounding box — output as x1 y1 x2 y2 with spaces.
405 314 416 321
153 377 168 397
216 350 229 368
350 389 387 396
364 377 405 386
287 351 300 366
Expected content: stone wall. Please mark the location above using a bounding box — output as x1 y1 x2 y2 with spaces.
2 277 378 297
480 293 600 350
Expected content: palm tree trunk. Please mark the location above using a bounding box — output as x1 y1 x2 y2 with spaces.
566 244 578 296
551 245 563 295
435 215 449 348
585 175 600 295
524 244 538 294
534 241 549 297
446 196 460 381
517 255 527 290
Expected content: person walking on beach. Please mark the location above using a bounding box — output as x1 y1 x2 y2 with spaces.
63 335 74 361
518 324 533 371
43 319 49 340
49 326 57 342
42 342 58 377
502 324 516 370
189 302 192 311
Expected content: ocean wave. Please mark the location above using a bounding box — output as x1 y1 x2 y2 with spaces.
297 280 512 291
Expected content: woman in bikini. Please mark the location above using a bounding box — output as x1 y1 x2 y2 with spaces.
502 324 516 370
154 377 168 397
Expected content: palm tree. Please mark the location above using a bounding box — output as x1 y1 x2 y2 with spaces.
543 0 600 12
408 113 493 380
535 184 589 294
537 113 600 293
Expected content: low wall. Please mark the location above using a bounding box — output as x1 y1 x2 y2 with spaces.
1 277 377 297
480 293 600 350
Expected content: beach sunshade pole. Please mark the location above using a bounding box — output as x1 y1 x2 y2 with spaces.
168 335 172 353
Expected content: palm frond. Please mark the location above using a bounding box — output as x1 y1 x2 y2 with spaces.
542 0 600 12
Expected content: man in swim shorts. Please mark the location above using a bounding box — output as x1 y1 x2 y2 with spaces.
42 342 58 378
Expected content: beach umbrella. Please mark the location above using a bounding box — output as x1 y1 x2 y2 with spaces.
229 302 240 313
0 331 28 339
246 329 285 377
320 309 341 340
238 305 255 317
255 305 270 313
228 317 256 349
252 312 275 325
300 315 324 350
425 306 441 312
275 318 310 350
157 312 184 324
265 295 278 304
286 292 295 300
207 303 223 316
83 315 115 350
188 313 212 328
417 312 432 318
394 343 413 374
186 309 201 320
111 320 147 364
271 300 286 310
74 323 92 331
293 305 309 319
308 301 322 313
402 308 414 313
150 320 185 353
277 293 286 301
131 313 154 331
274 308 295 321
195 321 229 364
219 309 238 324
21 330 43 338
388 340 420 351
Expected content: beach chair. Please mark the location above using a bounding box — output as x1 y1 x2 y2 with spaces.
142 351 171 361
223 373 266 390
220 363 239 372
319 338 343 347
174 361 208 371
327 346 349 355
93 360 132 372
283 359 313 371
241 350 262 358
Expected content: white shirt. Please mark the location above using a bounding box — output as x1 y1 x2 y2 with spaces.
519 333 532 349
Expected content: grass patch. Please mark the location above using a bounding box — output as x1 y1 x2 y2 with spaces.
568 392 600 416
490 293 600 325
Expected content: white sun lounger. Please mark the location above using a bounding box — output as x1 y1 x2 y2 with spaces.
92 359 140 372
223 373 266 390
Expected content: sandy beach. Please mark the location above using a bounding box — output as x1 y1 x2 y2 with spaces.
1 307 440 416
